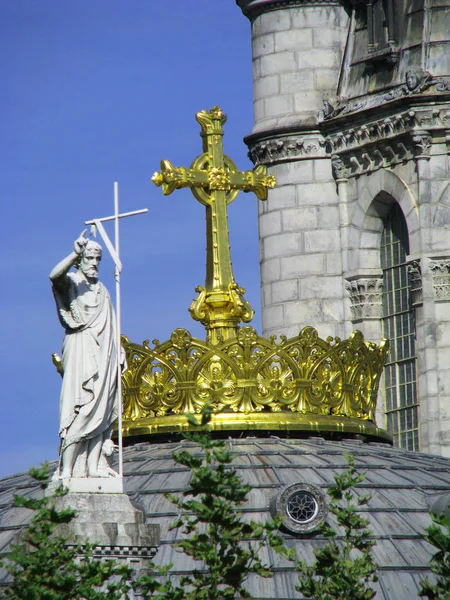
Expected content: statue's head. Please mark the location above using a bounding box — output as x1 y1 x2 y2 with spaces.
406 70 420 91
78 240 102 280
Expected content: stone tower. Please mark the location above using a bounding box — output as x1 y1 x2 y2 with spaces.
238 1 350 342
238 0 450 456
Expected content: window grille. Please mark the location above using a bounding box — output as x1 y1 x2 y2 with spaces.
380 203 419 450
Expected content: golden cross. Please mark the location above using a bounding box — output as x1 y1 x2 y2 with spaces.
152 106 276 344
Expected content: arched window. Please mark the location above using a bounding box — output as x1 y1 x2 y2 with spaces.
380 202 418 450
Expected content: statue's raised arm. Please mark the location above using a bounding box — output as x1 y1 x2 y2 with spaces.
49 230 89 284
51 232 120 480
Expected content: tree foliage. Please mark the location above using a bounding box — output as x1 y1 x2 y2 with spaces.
295 454 378 600
0 464 131 600
419 510 450 600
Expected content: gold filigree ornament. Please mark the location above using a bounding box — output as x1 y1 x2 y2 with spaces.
121 326 391 442
208 167 231 191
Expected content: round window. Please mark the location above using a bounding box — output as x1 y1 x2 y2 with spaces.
270 483 327 534
286 490 319 524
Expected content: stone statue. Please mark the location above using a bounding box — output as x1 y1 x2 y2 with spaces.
50 230 123 479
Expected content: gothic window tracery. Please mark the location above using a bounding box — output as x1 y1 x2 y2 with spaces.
380 202 419 450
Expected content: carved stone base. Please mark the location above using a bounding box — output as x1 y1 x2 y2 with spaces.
51 493 160 566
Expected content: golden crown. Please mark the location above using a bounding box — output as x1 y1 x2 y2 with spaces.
121 326 390 442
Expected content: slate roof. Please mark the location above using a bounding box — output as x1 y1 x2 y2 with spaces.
1 435 450 599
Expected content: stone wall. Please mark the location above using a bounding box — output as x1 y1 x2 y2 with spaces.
240 1 350 340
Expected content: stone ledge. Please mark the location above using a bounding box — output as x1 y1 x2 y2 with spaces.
52 493 160 551
49 477 124 494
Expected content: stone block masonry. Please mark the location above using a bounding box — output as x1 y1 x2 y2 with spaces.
249 4 349 133
242 2 350 339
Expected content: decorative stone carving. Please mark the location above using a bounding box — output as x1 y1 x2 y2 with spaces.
411 130 432 158
345 278 383 321
321 105 450 176
383 70 433 102
325 110 416 154
238 0 340 19
406 70 424 92
331 155 348 180
430 259 450 300
322 98 366 120
436 79 450 92
408 260 422 307
248 134 325 166
329 140 413 177
323 73 450 121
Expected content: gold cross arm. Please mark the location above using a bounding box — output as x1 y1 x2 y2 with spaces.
152 160 275 202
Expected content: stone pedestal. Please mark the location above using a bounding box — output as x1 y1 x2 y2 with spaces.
52 493 160 571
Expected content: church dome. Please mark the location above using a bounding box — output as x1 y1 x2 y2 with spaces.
1 435 449 599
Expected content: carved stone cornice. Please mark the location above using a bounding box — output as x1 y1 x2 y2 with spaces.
246 109 446 175
345 277 383 321
326 108 450 155
248 133 326 166
323 73 450 122
326 110 415 154
330 137 414 178
324 106 450 177
408 260 422 308
88 544 157 560
429 258 450 301
238 0 341 19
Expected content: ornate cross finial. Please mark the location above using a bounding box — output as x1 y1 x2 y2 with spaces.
152 106 276 344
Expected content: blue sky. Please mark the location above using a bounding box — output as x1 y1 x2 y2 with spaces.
0 1 261 477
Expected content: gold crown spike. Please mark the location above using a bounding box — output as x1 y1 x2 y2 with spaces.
151 106 276 345
120 327 391 442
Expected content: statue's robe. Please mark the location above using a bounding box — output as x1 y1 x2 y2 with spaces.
52 270 118 453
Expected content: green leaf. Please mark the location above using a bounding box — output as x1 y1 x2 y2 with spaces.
186 412 200 427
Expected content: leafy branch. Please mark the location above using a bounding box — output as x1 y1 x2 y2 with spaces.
419 510 450 599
